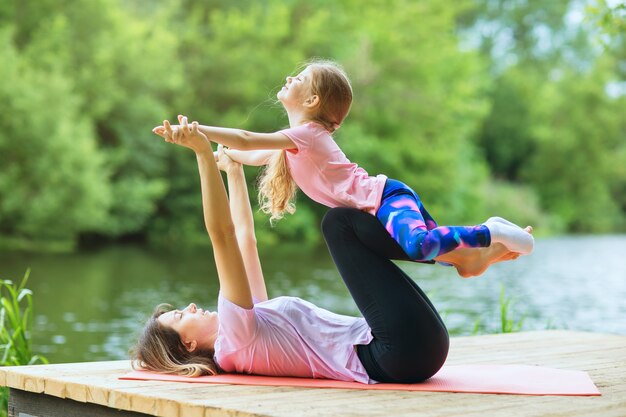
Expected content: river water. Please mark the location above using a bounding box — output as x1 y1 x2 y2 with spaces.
1 235 625 363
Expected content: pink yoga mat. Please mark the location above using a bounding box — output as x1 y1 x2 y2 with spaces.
121 364 600 396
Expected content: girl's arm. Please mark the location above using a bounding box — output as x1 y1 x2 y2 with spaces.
217 146 268 301
199 124 295 151
222 149 278 167
159 120 253 309
153 115 296 152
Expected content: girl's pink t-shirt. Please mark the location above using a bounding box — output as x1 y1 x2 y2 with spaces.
214 294 375 384
280 123 387 215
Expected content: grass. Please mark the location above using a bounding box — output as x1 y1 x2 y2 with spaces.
498 285 525 333
0 269 48 416
471 285 526 335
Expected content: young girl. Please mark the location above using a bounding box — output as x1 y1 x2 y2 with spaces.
153 59 534 263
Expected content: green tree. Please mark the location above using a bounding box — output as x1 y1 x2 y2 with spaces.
0 28 110 248
460 0 625 232
1 0 183 244
523 57 625 232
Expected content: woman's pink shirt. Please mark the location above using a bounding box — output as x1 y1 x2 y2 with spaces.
214 294 374 383
280 123 387 215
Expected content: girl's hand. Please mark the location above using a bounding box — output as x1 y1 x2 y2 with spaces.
215 144 241 173
152 115 211 154
152 121 180 142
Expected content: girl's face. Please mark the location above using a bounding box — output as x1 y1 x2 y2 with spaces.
158 302 219 351
277 67 313 109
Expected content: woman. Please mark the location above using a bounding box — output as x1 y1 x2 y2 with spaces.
133 119 526 383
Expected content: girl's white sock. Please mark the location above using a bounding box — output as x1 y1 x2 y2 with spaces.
484 218 534 254
486 216 522 229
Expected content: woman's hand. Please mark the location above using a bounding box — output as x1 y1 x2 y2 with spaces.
152 115 212 155
215 144 242 174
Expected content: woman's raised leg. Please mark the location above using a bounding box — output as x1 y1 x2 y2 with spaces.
322 207 449 383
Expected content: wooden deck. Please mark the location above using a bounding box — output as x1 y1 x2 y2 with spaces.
1 330 624 417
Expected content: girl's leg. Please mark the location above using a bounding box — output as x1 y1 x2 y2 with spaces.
321 207 449 383
436 226 532 278
377 180 534 260
353 198 529 278
377 180 490 261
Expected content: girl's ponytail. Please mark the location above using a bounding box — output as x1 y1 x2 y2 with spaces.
258 150 297 223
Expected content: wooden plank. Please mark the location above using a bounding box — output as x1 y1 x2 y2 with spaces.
8 389 151 417
0 330 624 417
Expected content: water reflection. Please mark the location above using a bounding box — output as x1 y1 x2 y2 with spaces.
1 236 625 363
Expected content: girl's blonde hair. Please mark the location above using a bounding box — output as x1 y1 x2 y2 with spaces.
131 304 221 377
258 59 353 222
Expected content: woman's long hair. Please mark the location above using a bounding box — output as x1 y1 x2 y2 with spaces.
258 59 353 223
131 304 221 377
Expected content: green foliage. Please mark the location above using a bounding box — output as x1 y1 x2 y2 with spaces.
585 0 626 40
464 0 625 233
523 59 625 232
483 180 554 235
0 0 624 249
0 271 47 365
476 67 538 181
1 1 179 246
0 27 110 247
0 270 48 415
255 200 322 247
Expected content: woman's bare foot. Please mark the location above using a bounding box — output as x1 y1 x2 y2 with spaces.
435 226 533 278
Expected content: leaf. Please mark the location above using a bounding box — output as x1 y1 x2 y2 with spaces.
0 270 47 366
17 269 30 293
17 289 33 303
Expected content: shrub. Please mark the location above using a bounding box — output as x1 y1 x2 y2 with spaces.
0 270 48 416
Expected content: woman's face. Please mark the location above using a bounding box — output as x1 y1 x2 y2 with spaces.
277 67 313 108
158 302 219 351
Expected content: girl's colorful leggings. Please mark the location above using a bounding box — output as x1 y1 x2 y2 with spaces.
376 179 491 261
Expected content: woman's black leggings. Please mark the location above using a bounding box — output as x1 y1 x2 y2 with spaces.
321 207 449 383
